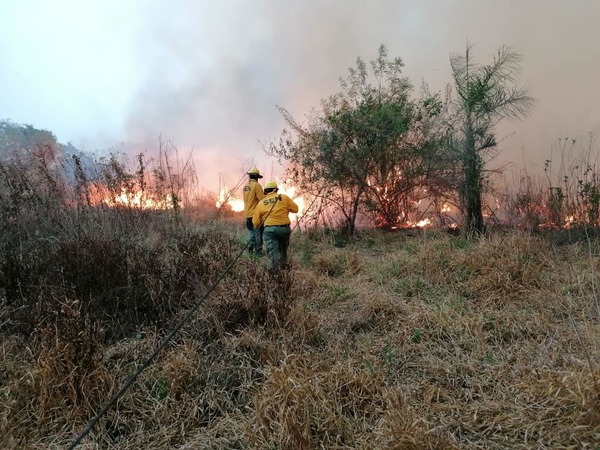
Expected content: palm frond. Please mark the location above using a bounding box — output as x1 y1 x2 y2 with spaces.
479 45 523 88
450 43 478 105
479 86 534 120
452 43 533 121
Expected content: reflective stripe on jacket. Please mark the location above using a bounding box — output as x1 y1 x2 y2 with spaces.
253 192 299 228
243 180 264 218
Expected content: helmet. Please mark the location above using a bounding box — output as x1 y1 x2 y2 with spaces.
247 168 263 178
264 181 278 190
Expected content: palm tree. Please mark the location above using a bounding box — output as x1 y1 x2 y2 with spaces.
450 44 533 235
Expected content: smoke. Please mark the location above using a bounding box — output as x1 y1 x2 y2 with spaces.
124 0 600 191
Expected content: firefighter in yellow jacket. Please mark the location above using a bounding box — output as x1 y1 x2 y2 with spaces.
243 168 264 255
253 181 299 270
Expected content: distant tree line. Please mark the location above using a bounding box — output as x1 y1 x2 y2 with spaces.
0 121 189 217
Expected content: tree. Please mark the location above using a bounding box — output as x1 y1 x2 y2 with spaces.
0 120 61 165
0 121 67 211
449 44 533 234
272 46 449 234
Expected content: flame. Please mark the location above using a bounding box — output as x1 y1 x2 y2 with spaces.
100 188 174 209
412 218 432 228
215 181 305 218
277 182 305 219
228 199 245 212
441 203 452 213
389 218 432 229
216 188 245 212
564 215 575 229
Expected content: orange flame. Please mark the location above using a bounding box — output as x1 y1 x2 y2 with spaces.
412 218 432 228
441 203 452 213
215 181 305 219
216 188 244 212
99 188 174 209
564 215 575 229
277 182 305 219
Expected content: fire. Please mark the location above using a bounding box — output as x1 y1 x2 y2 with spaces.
99 188 175 209
412 218 432 228
277 182 305 218
215 180 305 218
564 215 576 229
228 199 245 212
390 217 433 229
216 188 245 212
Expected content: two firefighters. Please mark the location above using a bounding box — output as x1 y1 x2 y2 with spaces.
242 168 298 270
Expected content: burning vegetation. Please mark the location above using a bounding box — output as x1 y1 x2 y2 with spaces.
268 45 535 236
1 40 600 448
2 170 600 448
216 182 305 220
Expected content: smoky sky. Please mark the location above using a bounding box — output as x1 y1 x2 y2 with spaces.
2 0 599 191
125 0 600 189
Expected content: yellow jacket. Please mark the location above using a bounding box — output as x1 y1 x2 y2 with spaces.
243 180 264 218
253 192 299 227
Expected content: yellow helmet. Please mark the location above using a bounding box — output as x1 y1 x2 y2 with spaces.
247 167 263 178
264 181 278 190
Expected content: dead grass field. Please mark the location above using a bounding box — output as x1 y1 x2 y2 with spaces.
2 223 600 449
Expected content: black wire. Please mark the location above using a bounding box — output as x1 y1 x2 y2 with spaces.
66 200 278 450
211 172 248 222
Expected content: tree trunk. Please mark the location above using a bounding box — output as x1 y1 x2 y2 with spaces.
463 123 484 235
344 188 363 236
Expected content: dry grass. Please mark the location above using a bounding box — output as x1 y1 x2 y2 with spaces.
2 223 600 448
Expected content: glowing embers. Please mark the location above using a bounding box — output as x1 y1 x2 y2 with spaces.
390 218 432 230
564 215 576 229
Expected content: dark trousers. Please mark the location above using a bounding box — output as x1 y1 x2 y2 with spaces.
246 218 263 254
263 225 291 270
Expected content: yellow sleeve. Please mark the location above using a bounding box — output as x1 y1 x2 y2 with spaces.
255 184 264 201
287 195 299 214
